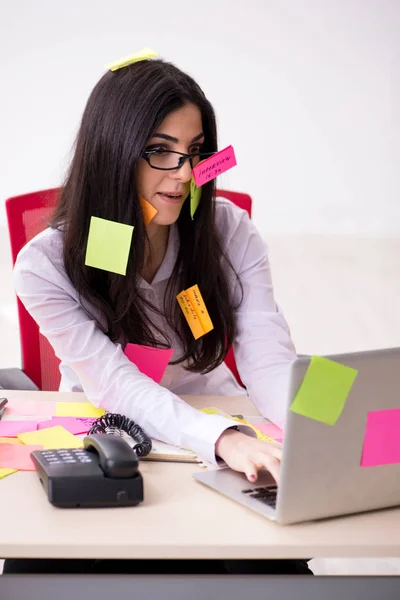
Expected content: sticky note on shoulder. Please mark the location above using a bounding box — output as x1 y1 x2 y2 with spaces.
18 426 83 449
192 145 236 187
176 291 204 339
177 285 213 340
85 216 134 276
290 356 358 425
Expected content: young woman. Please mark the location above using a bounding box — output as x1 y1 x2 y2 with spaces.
7 57 311 575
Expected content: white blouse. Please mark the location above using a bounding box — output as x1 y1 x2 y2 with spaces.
13 197 296 464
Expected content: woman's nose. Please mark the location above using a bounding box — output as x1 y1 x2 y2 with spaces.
170 157 193 183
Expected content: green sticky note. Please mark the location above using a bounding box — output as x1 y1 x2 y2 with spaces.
85 216 134 276
290 356 358 425
190 177 202 219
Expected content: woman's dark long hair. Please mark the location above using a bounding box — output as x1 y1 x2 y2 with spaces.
51 59 242 373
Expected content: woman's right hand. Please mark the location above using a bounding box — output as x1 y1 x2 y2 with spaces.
215 428 282 483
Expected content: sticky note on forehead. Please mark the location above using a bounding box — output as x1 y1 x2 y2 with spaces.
192 145 237 187
105 48 158 71
85 216 134 276
290 356 358 425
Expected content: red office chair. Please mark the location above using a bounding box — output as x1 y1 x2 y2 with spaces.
4 187 252 391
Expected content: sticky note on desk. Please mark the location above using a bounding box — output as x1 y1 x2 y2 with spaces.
5 398 56 417
0 437 23 445
192 145 237 187
361 409 400 467
0 420 39 437
290 356 358 425
38 417 94 435
17 426 83 449
124 344 174 383
85 216 134 276
0 468 17 479
0 444 43 471
55 402 106 418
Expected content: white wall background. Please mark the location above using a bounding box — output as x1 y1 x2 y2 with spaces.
1 0 399 236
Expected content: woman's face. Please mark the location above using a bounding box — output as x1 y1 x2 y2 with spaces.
136 103 204 226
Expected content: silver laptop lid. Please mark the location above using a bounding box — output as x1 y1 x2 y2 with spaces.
277 348 400 524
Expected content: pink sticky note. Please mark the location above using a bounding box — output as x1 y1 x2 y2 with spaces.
193 145 237 187
5 399 56 417
0 421 39 437
361 408 400 467
124 344 174 383
0 443 43 471
256 422 284 442
38 417 93 435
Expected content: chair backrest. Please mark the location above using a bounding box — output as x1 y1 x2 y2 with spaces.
6 187 252 391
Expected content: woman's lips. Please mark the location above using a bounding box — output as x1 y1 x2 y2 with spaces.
157 193 183 204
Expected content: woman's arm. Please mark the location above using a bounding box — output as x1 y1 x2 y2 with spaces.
13 241 242 465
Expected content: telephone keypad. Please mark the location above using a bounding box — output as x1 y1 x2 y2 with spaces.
39 448 94 465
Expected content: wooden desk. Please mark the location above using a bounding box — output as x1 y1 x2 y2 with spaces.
1 390 400 560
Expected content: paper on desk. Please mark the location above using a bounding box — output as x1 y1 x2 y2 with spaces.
0 420 39 437
0 443 42 471
0 468 17 479
0 437 23 444
254 422 284 442
55 402 106 418
5 398 56 417
290 356 358 425
17 426 84 449
361 408 400 467
38 417 95 435
124 344 174 383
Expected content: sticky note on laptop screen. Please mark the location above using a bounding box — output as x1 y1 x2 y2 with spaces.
85 216 134 276
290 356 358 425
361 408 400 467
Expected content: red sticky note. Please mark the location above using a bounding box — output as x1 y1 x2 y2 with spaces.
361 408 400 467
256 422 284 442
5 399 56 417
38 417 95 435
0 421 39 437
192 145 237 187
124 344 174 383
0 443 43 471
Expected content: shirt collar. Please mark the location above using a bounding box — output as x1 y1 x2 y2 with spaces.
139 223 179 288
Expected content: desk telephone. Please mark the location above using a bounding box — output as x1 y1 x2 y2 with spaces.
31 434 144 508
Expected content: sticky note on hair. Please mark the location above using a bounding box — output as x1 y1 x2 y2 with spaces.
106 48 158 71
139 196 158 226
290 356 358 425
190 177 202 219
176 286 213 340
85 216 134 276
361 408 400 467
192 145 237 187
55 402 106 418
18 426 84 449
124 344 174 383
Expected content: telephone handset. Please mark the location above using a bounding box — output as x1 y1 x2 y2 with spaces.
31 434 143 508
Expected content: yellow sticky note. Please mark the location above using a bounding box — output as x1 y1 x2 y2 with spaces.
190 177 202 220
139 196 158 226
176 291 204 340
0 437 22 444
85 216 134 276
290 356 358 425
185 284 213 334
18 426 83 449
55 402 106 418
0 468 17 479
105 48 158 71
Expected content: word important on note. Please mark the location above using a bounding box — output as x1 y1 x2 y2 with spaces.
290 356 358 425
85 216 134 276
192 145 236 187
361 408 400 467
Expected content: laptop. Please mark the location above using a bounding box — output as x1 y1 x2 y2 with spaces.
193 348 400 524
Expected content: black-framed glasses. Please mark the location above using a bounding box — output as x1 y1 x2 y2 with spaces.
142 149 215 171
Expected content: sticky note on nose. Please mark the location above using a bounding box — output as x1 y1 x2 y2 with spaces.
290 356 358 425
192 145 237 187
85 216 134 276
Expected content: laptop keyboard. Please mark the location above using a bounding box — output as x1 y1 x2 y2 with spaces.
241 485 278 508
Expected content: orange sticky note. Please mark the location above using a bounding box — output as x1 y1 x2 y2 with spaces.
139 196 158 226
176 291 204 340
185 284 214 334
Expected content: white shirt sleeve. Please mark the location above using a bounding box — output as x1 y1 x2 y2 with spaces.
224 206 297 426
13 241 246 465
